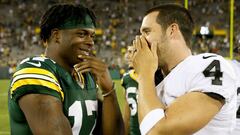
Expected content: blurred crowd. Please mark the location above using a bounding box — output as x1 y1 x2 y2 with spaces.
0 0 240 76
189 0 240 57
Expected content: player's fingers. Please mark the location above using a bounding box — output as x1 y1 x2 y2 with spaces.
80 68 102 77
151 41 158 57
76 56 106 69
75 61 106 73
132 40 136 50
74 61 91 69
83 68 98 75
78 55 95 61
78 68 91 74
132 40 137 54
75 65 103 76
74 63 89 73
86 60 107 72
132 39 136 45
78 55 106 68
140 35 149 50
72 71 80 81
76 55 109 78
135 35 142 50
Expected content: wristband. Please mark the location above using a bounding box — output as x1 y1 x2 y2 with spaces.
140 108 165 135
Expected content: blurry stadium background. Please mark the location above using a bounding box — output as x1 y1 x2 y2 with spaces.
0 0 239 134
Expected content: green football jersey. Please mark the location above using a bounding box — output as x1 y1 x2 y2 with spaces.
8 56 98 135
121 69 141 135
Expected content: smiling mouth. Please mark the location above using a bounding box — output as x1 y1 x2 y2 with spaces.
79 49 90 56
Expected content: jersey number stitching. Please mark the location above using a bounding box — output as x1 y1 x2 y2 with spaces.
126 87 138 116
69 100 97 135
237 88 240 118
203 60 223 85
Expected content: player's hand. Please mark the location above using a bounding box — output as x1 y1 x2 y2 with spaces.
132 35 158 77
74 55 113 93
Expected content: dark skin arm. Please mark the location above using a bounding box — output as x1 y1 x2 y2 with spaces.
123 90 130 135
19 94 72 135
75 55 124 135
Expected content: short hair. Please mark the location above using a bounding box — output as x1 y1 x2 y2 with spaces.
146 3 194 48
40 3 96 42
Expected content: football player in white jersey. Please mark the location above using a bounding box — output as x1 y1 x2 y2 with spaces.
132 3 237 135
231 46 240 135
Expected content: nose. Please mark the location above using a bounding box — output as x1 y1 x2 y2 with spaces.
85 41 94 47
85 35 94 45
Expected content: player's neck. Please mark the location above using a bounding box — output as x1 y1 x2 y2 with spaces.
45 47 73 73
163 48 192 75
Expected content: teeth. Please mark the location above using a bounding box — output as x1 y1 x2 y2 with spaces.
82 50 89 56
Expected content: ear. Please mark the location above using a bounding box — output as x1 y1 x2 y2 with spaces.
167 23 179 38
51 28 61 43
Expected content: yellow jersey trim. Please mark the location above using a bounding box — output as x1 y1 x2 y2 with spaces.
13 68 58 83
129 70 138 81
10 78 64 101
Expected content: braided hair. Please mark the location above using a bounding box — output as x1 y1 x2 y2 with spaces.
40 3 96 42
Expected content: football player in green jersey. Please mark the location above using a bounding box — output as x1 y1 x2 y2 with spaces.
122 46 140 135
8 3 124 135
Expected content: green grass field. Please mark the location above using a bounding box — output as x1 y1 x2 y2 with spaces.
0 80 10 135
0 79 125 135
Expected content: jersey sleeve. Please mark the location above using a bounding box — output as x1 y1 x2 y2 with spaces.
121 70 138 90
188 56 236 102
9 57 64 102
121 72 129 89
121 77 125 88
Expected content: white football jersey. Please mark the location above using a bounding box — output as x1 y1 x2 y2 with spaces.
230 60 240 135
156 53 237 135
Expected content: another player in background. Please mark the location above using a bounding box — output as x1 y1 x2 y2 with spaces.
121 45 163 135
133 3 237 135
8 3 124 135
231 46 240 135
121 45 141 135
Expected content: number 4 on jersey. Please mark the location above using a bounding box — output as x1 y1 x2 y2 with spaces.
203 60 223 85
237 88 240 118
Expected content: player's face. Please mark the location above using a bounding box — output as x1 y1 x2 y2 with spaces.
140 11 169 67
125 46 135 68
59 28 95 66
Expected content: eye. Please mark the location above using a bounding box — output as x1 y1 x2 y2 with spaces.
77 32 87 38
141 28 151 36
144 30 150 35
91 34 95 39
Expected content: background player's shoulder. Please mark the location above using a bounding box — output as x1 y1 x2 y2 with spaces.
121 69 138 87
122 72 130 78
122 70 133 81
123 69 134 77
122 70 131 84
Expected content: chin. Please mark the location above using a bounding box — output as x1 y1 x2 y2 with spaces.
72 57 82 65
